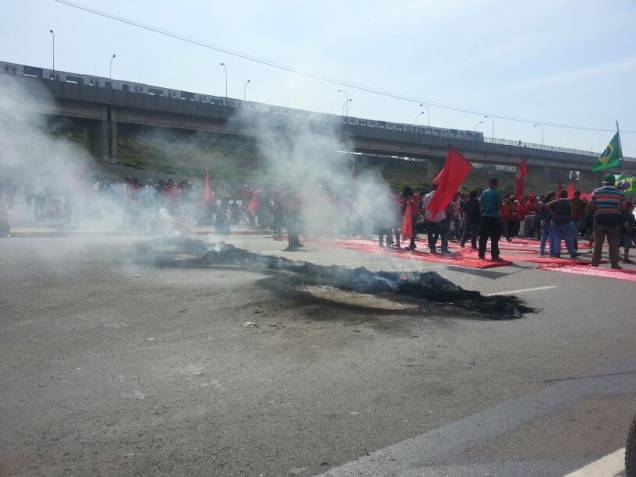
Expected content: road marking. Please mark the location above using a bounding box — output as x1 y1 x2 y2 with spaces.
320 358 636 476
564 447 625 476
484 285 558 296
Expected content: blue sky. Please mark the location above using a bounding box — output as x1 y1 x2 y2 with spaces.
2 0 635 156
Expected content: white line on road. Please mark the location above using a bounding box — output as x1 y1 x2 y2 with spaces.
564 447 625 476
484 285 558 296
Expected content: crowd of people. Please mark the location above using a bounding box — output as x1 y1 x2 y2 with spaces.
382 175 634 269
0 173 633 268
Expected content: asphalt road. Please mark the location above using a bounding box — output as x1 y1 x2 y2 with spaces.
1 231 635 476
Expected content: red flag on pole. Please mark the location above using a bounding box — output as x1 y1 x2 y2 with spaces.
203 170 213 202
514 159 528 201
567 183 575 199
426 147 472 216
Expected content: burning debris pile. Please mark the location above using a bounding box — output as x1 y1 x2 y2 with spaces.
137 238 533 319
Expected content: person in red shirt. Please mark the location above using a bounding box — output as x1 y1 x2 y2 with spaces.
500 195 514 241
514 199 526 237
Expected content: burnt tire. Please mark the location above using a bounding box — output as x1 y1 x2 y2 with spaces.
627 413 636 477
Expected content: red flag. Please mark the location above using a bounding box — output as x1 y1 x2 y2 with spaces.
426 147 471 216
556 178 562 198
514 159 528 201
567 183 575 199
401 198 415 240
203 170 213 202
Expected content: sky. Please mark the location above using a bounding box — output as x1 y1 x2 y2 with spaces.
2 0 635 156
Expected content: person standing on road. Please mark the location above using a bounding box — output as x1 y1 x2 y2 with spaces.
460 190 481 249
478 178 502 261
619 200 635 264
538 192 555 256
546 190 578 258
590 175 625 269
401 186 418 251
569 190 586 250
422 184 450 254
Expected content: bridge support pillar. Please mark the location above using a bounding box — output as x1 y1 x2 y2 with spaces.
426 158 443 184
89 107 109 162
109 108 118 163
89 106 117 163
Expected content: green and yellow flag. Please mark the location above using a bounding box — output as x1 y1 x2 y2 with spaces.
592 132 622 171
616 174 634 193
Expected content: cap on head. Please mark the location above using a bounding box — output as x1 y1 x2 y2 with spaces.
603 174 616 185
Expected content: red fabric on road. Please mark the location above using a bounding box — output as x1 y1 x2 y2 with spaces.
325 239 511 269
537 264 636 282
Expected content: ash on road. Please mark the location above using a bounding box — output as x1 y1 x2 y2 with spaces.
0 235 634 477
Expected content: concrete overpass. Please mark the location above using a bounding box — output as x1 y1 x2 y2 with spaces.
3 65 634 190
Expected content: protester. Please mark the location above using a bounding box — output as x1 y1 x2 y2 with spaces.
422 184 449 254
500 195 515 241
401 186 417 251
620 200 635 264
538 192 555 256
590 175 625 269
545 190 578 258
32 176 48 221
478 178 502 261
460 190 481 249
284 189 303 251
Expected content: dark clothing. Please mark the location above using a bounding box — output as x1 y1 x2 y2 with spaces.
461 221 480 248
570 198 586 221
538 204 552 224
592 222 620 267
479 216 501 259
427 220 449 253
549 198 572 225
462 198 481 224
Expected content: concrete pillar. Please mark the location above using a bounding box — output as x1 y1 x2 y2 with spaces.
109 107 118 163
426 158 443 184
89 108 109 162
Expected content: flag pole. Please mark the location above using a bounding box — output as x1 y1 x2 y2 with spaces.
616 120 624 174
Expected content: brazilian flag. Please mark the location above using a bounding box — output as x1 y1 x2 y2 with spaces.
592 132 622 171
616 174 634 193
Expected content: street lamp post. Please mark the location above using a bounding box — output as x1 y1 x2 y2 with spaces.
109 54 116 84
473 120 484 130
337 89 351 119
49 29 55 79
220 62 228 102
534 123 544 145
415 103 430 126
484 115 495 138
243 79 251 102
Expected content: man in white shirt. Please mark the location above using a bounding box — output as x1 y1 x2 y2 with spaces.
422 184 449 254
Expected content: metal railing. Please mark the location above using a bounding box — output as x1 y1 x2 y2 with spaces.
484 136 635 162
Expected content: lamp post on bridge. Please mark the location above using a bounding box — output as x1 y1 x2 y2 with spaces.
415 103 430 126
484 115 495 138
243 79 251 102
473 120 484 130
49 29 55 79
534 123 544 145
337 89 351 119
220 62 228 103
109 54 116 84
